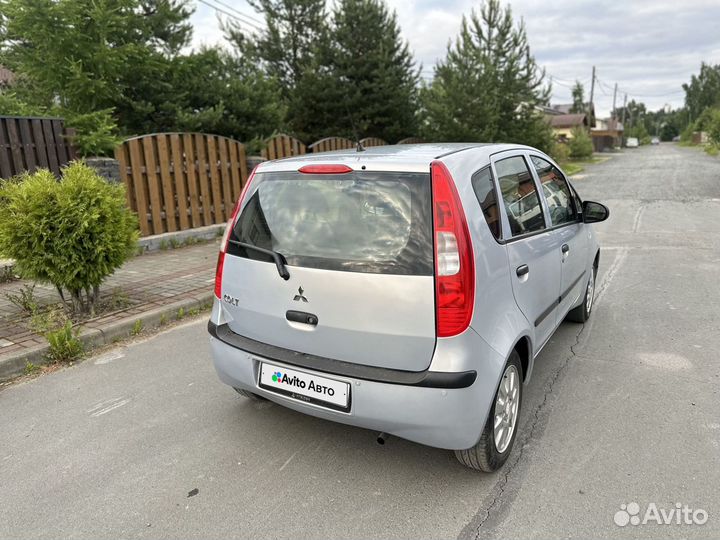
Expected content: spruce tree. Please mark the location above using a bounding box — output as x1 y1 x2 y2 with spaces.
224 0 328 99
570 81 585 114
291 0 419 143
420 0 553 151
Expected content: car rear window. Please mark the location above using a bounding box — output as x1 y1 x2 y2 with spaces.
229 170 433 275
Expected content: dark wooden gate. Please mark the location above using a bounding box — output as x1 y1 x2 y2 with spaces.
0 116 76 179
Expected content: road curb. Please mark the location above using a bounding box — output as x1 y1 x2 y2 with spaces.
0 293 214 382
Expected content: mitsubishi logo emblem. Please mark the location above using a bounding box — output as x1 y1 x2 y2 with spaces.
293 286 308 303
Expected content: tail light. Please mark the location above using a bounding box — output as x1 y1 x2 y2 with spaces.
214 166 259 298
431 161 475 337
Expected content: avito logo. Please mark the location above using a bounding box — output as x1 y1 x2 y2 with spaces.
272 371 307 389
270 370 336 397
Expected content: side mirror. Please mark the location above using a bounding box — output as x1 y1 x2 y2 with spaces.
582 201 609 223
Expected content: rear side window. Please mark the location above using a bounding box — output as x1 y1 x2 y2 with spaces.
495 156 546 236
471 167 501 240
230 171 433 275
530 156 577 226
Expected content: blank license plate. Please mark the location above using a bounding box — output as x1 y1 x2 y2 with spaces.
259 362 350 412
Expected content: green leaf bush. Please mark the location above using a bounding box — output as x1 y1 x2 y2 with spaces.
0 162 138 314
568 127 594 159
550 141 570 163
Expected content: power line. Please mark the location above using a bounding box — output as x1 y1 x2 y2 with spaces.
206 0 265 27
196 0 264 32
620 88 685 99
550 78 578 90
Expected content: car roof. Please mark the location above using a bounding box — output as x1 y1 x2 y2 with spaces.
256 143 534 173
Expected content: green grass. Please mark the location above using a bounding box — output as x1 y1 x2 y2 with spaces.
559 154 611 177
704 144 719 156
561 163 583 176
570 156 603 164
45 321 83 362
131 319 143 336
25 361 40 375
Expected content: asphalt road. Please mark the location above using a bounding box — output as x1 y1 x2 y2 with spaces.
1 143 719 539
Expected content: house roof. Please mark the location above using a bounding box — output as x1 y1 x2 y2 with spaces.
549 114 587 128
551 103 594 115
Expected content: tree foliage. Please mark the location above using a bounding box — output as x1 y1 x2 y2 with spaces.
169 48 285 143
0 0 193 115
290 0 419 142
570 81 584 114
420 0 553 151
0 163 138 314
0 0 283 152
225 0 328 99
683 62 720 121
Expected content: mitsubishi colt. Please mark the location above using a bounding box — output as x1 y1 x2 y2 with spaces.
208 143 608 471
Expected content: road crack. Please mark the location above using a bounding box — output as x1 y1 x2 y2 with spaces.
460 321 589 540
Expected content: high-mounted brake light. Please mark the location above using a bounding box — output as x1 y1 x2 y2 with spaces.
214 165 259 298
431 161 475 337
298 164 353 174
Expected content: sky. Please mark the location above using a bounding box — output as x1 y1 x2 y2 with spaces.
189 0 720 118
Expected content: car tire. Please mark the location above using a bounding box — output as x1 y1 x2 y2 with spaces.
566 265 597 323
455 351 523 472
233 387 267 401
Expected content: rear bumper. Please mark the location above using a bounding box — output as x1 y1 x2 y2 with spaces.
209 322 503 450
208 322 476 388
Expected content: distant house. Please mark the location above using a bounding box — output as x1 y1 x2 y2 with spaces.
549 113 589 141
591 118 624 152
546 102 596 127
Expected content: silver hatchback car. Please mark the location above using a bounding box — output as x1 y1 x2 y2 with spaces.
208 143 608 471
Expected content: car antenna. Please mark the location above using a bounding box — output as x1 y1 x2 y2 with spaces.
344 101 365 152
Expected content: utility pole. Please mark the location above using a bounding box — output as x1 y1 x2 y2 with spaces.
588 66 596 123
621 93 627 147
612 82 618 119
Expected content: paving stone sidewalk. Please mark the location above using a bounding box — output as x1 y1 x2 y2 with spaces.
0 241 219 377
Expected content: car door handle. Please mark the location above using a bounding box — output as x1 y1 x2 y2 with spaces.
516 264 529 277
561 244 570 254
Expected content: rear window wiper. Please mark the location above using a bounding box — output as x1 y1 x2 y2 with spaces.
228 240 290 280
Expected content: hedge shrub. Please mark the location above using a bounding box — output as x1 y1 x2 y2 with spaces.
569 127 594 158
0 162 138 314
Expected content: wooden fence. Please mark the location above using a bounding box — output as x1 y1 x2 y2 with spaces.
116 133 248 237
0 116 76 179
397 137 424 145
262 134 306 160
359 137 387 148
308 136 355 153
260 134 411 160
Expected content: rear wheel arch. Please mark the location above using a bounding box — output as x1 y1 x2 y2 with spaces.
512 335 532 382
